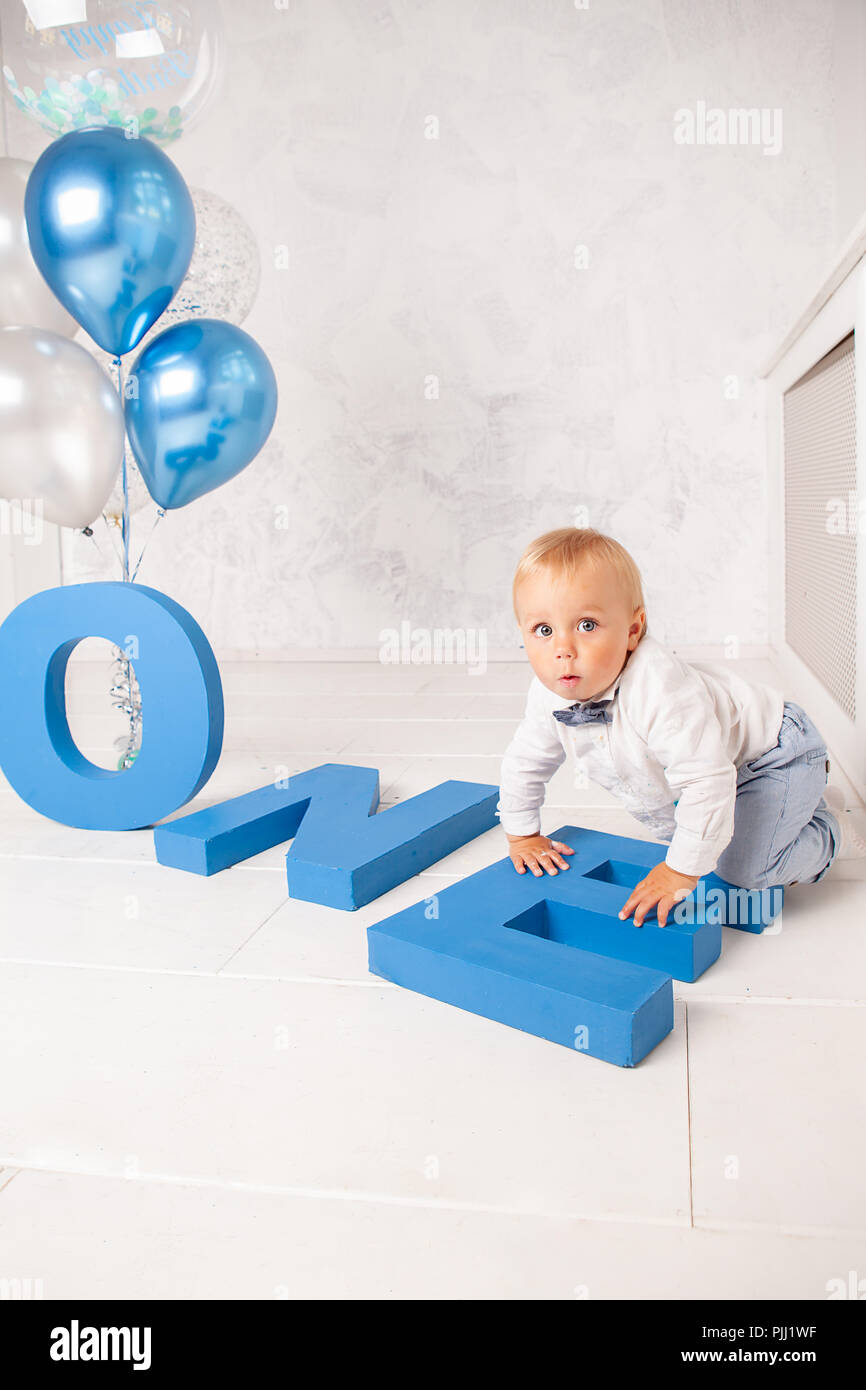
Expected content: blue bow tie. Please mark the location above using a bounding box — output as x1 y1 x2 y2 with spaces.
552 699 614 727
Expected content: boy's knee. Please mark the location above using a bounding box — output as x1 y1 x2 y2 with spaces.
716 852 775 892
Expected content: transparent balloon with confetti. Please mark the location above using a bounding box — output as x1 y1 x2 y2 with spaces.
157 188 261 329
2 0 223 144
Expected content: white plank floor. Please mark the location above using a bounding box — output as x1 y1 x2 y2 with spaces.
1 655 864 1300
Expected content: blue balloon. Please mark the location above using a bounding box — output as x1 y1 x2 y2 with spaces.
125 318 278 510
24 126 195 356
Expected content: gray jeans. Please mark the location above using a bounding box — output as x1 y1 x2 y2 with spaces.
714 701 838 890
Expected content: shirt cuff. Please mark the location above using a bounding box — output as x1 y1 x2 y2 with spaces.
664 829 726 878
497 809 542 837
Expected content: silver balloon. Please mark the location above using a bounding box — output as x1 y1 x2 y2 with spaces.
0 157 78 337
0 326 124 529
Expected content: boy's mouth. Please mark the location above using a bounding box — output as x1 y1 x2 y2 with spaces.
558 675 580 684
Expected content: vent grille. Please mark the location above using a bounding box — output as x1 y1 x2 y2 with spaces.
783 331 857 720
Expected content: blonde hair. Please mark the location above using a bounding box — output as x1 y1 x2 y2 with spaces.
512 527 648 640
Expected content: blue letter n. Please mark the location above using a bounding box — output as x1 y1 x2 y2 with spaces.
153 762 499 911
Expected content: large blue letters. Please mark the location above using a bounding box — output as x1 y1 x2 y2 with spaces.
154 763 500 910
368 825 784 1066
0 582 223 830
0 581 786 1067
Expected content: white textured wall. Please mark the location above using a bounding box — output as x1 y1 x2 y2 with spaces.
1 0 851 654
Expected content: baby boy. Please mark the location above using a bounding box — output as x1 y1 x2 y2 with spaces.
498 527 865 926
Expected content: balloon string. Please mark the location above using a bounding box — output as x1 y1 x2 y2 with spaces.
80 524 112 565
108 349 138 769
81 516 141 767
131 508 165 584
112 353 131 584
98 511 124 569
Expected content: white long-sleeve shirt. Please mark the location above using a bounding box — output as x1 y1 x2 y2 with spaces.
496 632 786 878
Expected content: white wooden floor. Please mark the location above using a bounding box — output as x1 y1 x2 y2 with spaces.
1 654 864 1300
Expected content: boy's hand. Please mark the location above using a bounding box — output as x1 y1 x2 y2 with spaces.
618 862 699 927
507 834 575 876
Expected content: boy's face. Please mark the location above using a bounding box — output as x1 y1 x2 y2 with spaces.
514 563 645 701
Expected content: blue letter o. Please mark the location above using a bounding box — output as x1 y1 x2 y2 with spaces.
0 582 223 830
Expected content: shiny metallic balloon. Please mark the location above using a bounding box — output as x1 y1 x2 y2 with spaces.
24 126 196 357
0 157 78 337
0 326 125 529
87 185 262 517
89 186 261 375
125 318 278 510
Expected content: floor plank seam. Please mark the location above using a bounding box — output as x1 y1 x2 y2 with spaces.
0 1162 696 1226
213 901 294 975
4 1161 860 1240
685 1001 694 1230
0 956 396 985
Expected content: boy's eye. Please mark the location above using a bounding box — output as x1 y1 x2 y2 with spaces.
530 619 597 637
